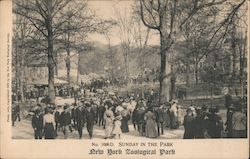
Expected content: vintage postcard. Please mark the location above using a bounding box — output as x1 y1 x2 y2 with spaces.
0 0 249 158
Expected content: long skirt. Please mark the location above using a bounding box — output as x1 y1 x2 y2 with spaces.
105 119 113 137
232 129 247 138
105 126 113 137
121 118 129 133
44 123 55 139
145 120 157 138
183 129 195 139
163 111 170 127
170 112 178 129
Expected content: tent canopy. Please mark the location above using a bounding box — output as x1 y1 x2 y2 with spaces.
32 78 68 86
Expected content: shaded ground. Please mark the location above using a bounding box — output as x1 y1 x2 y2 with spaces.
12 120 185 140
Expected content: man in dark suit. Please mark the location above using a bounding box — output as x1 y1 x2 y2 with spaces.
60 105 72 139
12 105 17 126
225 93 232 109
32 109 43 139
97 103 106 126
15 104 21 122
54 105 62 135
71 103 77 129
137 106 146 136
155 104 165 136
75 103 85 139
85 102 95 139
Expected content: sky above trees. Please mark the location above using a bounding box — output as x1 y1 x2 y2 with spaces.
88 0 160 46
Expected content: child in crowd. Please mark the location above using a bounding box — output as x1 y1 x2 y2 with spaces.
113 113 122 139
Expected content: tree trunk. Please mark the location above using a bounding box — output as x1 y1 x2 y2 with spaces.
66 53 70 96
239 31 246 98
159 32 171 104
126 48 130 85
19 34 25 102
170 73 176 100
15 43 19 102
77 52 80 83
108 39 115 84
55 52 58 76
123 48 130 85
47 19 55 104
19 53 25 102
48 42 55 103
185 64 190 87
66 21 71 96
210 83 213 106
230 24 237 93
194 63 199 85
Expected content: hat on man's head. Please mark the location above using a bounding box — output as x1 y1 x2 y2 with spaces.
186 107 193 113
85 101 91 107
228 104 235 110
63 105 69 110
173 99 178 104
202 105 207 111
105 99 113 107
34 109 41 114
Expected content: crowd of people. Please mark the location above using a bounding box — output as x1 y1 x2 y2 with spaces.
12 89 178 139
182 100 247 139
12 88 247 140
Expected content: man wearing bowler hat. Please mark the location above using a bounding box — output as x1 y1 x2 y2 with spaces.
85 101 95 139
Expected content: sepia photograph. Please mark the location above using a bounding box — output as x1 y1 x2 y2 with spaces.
10 0 248 141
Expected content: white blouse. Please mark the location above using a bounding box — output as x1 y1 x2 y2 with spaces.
43 114 55 127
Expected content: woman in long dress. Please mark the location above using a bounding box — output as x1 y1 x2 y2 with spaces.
183 108 195 139
145 108 158 138
121 107 130 133
170 101 178 129
104 106 114 139
43 107 55 139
